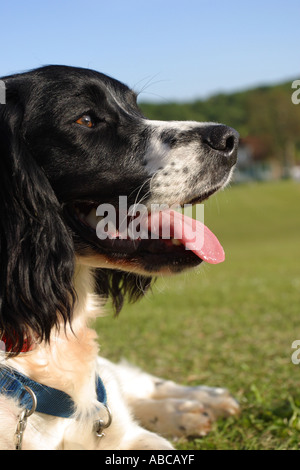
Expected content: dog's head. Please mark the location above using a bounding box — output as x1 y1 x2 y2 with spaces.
0 65 238 353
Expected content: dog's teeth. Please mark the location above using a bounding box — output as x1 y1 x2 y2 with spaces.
171 238 181 246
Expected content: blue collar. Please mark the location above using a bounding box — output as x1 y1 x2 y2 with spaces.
0 366 107 419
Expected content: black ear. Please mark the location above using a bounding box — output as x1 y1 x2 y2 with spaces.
94 269 153 314
0 84 76 355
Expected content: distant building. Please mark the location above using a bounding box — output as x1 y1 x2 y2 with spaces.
291 166 300 181
234 136 278 182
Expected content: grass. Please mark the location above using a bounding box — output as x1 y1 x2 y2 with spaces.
95 180 300 450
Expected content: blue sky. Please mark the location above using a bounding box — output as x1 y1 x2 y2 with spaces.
0 0 299 101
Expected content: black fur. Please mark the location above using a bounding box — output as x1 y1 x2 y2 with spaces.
0 65 153 355
94 270 153 314
0 65 238 355
0 83 76 354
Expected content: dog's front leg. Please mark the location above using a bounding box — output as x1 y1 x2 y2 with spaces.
117 428 174 451
97 358 239 439
96 357 174 450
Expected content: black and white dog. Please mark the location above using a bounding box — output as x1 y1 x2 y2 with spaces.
0 65 239 450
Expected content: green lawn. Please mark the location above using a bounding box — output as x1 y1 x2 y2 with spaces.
95 180 300 450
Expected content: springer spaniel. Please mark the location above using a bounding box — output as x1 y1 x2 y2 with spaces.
0 66 239 450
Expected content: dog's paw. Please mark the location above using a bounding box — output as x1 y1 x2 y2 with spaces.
180 385 240 420
132 397 212 438
152 380 240 421
164 399 213 437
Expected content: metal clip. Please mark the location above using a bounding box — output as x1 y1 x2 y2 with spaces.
93 404 112 438
15 386 37 450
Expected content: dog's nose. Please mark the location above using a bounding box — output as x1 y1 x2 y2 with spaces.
202 125 239 167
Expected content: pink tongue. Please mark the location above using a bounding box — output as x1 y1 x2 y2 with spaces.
148 210 225 264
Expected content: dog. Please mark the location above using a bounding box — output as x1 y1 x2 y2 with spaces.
0 65 239 450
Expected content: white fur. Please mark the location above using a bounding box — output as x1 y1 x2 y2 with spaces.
142 120 230 207
0 265 173 450
0 263 239 450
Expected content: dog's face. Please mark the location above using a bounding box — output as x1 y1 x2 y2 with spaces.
0 65 238 353
5 65 238 276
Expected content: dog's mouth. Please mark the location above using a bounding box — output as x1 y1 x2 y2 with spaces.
65 194 225 273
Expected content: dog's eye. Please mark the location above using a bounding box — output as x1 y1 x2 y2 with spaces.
76 115 94 128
